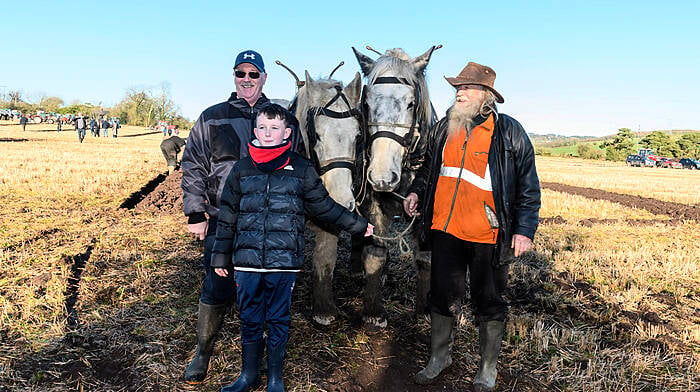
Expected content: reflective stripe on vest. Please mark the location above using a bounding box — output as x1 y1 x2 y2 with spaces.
438 164 492 191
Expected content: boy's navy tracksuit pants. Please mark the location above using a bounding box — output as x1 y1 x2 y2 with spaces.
235 271 296 347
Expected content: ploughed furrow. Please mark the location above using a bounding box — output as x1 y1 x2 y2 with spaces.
541 182 700 222
64 240 95 327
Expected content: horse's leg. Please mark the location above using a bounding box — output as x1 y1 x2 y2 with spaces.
309 222 339 326
415 249 431 318
361 199 389 330
349 233 364 276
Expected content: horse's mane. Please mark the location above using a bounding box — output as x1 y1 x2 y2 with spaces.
294 78 343 157
366 48 434 133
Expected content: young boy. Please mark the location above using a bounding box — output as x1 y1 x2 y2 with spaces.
211 104 373 392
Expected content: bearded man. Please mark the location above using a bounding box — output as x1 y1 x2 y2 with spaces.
403 62 540 391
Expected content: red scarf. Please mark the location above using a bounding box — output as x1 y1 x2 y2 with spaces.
248 140 291 172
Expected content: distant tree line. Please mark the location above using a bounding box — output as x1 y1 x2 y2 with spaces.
602 128 699 161
0 83 193 130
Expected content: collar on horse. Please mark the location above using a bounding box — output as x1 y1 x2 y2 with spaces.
306 85 363 175
362 76 425 171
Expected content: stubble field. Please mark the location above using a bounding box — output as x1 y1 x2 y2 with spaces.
1 122 698 391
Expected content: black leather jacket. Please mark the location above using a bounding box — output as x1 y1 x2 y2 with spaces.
408 110 540 264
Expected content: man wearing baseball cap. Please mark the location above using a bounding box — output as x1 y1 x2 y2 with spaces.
403 62 540 391
180 49 278 383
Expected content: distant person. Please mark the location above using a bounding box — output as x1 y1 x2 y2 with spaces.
19 114 28 131
167 124 175 136
74 113 87 143
56 117 62 132
160 134 186 174
90 118 97 137
102 118 110 137
95 117 101 137
211 104 373 392
405 62 541 391
112 118 119 138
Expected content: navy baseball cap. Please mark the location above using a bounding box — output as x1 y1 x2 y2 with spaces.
234 50 265 73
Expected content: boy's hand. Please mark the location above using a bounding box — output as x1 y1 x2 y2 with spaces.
214 268 229 277
403 193 420 217
188 221 208 240
364 223 374 237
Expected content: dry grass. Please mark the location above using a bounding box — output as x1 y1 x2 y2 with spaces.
536 156 700 205
1 125 698 391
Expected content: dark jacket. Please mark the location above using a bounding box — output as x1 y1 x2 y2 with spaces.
160 135 186 153
180 93 301 223
211 152 368 272
408 110 540 264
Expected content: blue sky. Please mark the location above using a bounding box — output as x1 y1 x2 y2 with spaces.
2 0 698 136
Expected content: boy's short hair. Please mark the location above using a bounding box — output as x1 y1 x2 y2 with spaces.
257 103 293 128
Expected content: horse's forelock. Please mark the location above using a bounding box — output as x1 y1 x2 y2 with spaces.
366 52 433 133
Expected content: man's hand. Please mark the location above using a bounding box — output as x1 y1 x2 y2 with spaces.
214 268 228 277
188 221 208 240
365 223 374 237
403 192 420 217
511 234 533 257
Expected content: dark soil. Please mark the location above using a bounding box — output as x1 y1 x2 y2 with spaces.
134 170 183 214
541 181 700 222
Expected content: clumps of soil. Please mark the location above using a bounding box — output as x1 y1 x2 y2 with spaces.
133 170 183 214
541 182 700 222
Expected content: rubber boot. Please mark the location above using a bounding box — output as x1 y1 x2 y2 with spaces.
414 312 454 385
183 302 226 383
266 340 287 392
473 320 504 392
221 340 263 392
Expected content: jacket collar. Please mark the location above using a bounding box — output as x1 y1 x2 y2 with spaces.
227 92 270 111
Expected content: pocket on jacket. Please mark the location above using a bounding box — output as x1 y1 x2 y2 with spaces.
210 123 241 163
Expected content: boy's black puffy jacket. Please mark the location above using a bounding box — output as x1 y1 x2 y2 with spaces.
210 152 368 272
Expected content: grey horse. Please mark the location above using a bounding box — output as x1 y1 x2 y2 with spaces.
352 46 439 329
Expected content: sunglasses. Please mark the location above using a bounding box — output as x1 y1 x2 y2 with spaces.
234 70 261 79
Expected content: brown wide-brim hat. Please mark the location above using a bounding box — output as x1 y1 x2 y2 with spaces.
445 62 504 103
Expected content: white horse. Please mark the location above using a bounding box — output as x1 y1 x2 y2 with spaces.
287 67 363 325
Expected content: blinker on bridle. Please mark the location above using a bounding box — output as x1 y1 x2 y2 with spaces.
306 85 363 175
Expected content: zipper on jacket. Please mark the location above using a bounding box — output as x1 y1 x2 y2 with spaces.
444 138 469 231
263 175 270 265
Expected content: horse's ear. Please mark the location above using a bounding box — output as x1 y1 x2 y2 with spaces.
305 70 314 86
412 46 437 75
343 72 362 104
352 47 375 77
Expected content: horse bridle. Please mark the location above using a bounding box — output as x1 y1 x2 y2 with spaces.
363 76 423 169
306 85 363 176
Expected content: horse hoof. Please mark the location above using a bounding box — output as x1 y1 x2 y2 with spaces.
313 315 335 326
363 316 388 331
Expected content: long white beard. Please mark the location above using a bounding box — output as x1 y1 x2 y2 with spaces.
447 99 481 140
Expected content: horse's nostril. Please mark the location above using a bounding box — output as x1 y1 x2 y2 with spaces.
391 172 399 184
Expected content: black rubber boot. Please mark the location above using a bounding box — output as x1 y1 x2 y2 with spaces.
183 302 226 383
266 340 287 392
221 340 263 392
414 312 454 385
473 320 504 391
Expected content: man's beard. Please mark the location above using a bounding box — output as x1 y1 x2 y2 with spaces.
447 99 482 140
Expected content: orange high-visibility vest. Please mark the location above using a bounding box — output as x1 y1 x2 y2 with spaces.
431 114 499 244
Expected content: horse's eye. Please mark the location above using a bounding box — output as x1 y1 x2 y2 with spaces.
407 102 414 109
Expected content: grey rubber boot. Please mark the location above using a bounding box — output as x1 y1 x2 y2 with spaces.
414 312 454 385
183 302 226 383
473 320 505 391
